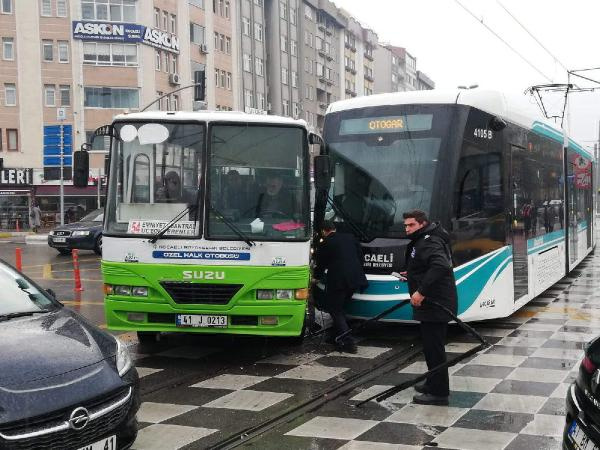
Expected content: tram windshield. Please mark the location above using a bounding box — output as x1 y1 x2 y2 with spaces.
323 105 453 240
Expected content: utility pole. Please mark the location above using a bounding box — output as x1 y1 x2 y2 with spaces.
57 108 66 225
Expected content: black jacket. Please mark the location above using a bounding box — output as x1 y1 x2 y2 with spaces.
405 222 458 322
315 232 368 292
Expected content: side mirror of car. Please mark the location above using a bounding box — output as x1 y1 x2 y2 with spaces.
46 288 56 299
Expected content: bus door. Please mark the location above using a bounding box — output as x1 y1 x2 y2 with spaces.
509 144 529 302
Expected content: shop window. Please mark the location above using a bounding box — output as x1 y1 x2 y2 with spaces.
7 129 18 151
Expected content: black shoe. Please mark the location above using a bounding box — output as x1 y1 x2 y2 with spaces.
336 342 358 354
413 383 429 394
413 393 449 406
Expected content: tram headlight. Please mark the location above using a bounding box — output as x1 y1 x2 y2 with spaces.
256 289 274 300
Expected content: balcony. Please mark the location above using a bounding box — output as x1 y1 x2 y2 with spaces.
345 65 357 75
364 52 374 61
318 22 326 32
344 41 356 52
345 88 357 97
325 27 333 36
364 74 374 82
319 102 327 109
318 48 328 58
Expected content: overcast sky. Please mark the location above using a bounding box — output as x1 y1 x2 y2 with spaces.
335 0 600 151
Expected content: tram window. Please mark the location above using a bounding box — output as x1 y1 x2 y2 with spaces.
452 141 504 266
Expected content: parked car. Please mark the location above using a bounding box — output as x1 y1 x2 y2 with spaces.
0 259 140 449
563 335 600 449
48 208 103 255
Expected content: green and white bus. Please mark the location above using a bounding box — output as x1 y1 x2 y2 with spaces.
99 111 314 341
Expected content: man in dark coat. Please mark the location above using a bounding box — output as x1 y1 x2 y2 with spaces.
315 220 368 353
403 209 458 405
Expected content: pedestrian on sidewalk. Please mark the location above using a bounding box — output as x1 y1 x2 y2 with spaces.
29 202 42 233
314 220 368 353
403 209 457 406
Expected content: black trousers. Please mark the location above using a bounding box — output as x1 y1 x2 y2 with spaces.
326 288 354 345
420 321 449 396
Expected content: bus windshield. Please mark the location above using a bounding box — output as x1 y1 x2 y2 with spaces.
323 105 453 239
105 122 204 237
207 124 309 241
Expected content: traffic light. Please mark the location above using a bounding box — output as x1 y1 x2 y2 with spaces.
194 70 205 101
73 150 89 187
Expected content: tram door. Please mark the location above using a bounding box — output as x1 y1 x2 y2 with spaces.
509 144 529 301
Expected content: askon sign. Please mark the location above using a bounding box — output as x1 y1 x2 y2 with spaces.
72 21 179 54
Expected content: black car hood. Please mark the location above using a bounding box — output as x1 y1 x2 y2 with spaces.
0 309 127 425
0 308 116 387
52 221 102 232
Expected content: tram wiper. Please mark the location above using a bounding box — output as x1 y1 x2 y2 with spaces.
327 196 371 242
206 198 255 247
148 204 197 244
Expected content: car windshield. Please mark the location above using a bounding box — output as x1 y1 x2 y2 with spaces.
105 122 205 237
0 263 58 316
207 124 310 241
80 209 104 222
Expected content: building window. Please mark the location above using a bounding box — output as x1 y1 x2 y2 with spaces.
42 40 53 62
58 41 69 63
214 69 220 87
282 99 289 116
290 7 296 24
163 52 168 72
2 37 14 60
4 83 16 106
57 0 67 17
162 10 168 30
84 42 137 66
280 1 287 19
44 85 56 106
1 0 12 14
155 50 161 70
292 102 299 118
84 87 139 108
281 67 288 85
224 0 230 18
170 14 177 33
254 22 263 42
171 54 177 74
60 85 71 106
173 94 179 110
255 57 264 76
226 72 231 90
244 89 253 108
81 0 135 22
291 71 298 88
225 36 231 54
242 17 250 36
243 53 252 72
290 40 297 56
253 0 262 6
189 0 204 8
6 129 17 151
257 92 265 110
304 4 312 20
41 0 52 16
280 35 288 52
154 8 160 27
190 23 205 44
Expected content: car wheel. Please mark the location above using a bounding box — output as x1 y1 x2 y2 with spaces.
94 235 102 255
137 331 160 345
57 248 71 255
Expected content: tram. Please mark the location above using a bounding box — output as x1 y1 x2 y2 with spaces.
314 89 595 322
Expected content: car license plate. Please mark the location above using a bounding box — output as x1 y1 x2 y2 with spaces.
176 314 227 328
77 435 116 450
568 420 599 450
52 237 66 243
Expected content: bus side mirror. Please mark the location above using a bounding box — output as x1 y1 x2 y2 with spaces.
73 148 89 188
314 155 331 191
489 116 507 132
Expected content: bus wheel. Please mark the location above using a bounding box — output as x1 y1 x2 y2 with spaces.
137 331 160 345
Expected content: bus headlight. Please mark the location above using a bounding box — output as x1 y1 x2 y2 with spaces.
276 289 294 300
115 337 132 376
294 288 309 300
114 285 132 296
257 289 274 300
132 286 148 297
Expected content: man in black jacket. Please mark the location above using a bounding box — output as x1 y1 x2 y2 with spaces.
315 221 368 353
403 209 458 405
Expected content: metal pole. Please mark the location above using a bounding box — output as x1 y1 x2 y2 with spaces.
60 124 64 226
97 167 101 209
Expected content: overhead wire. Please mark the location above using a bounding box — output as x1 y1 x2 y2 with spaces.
452 0 553 82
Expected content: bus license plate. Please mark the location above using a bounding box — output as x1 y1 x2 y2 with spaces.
568 420 599 450
176 315 227 328
52 237 66 243
77 435 116 450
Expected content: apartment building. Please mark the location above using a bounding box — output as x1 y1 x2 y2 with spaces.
340 12 376 100
374 44 434 94
0 0 237 225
